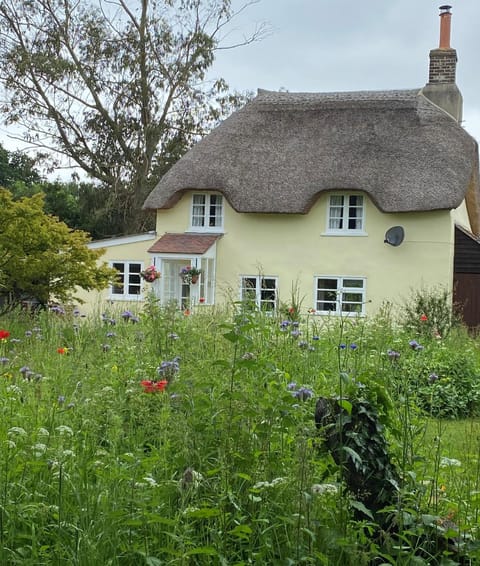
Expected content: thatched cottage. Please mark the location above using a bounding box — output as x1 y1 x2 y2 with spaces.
83 6 480 326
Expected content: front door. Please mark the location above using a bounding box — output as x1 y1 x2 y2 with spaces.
160 260 193 309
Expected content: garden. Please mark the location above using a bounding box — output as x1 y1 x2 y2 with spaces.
1 292 480 565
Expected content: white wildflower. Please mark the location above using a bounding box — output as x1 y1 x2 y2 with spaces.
37 428 50 438
311 483 338 495
253 477 287 490
8 427 27 437
143 476 158 487
33 443 47 457
55 425 73 436
6 385 22 395
440 457 462 468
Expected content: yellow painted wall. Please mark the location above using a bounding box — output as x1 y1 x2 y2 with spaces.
75 236 157 316
155 191 455 315
451 199 471 232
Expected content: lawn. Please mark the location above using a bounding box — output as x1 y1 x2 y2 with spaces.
0 299 480 565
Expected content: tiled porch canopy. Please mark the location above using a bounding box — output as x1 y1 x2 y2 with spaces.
147 233 221 254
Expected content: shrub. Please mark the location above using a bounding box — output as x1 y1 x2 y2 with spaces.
402 286 460 339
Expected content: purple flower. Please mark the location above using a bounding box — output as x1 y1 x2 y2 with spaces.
298 340 308 349
293 387 314 401
19 366 31 374
350 343 358 350
312 335 320 341
387 349 401 360
339 343 346 350
290 330 301 338
280 320 291 329
130 316 140 324
0 357 9 365
429 373 439 383
50 305 65 315
409 340 423 351
287 382 297 391
157 357 180 380
121 310 133 320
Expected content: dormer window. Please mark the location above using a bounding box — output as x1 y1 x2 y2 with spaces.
327 194 365 234
191 193 223 231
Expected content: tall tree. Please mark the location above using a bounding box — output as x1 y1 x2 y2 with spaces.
0 0 264 235
0 188 115 310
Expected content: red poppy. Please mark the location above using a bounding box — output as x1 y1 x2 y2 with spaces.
183 309 190 316
420 314 428 322
57 347 67 354
0 330 10 340
288 307 295 314
199 297 205 304
141 380 168 393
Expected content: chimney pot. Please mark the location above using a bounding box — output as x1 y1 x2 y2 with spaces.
439 5 452 48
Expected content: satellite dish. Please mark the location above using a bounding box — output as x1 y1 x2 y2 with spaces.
384 226 405 247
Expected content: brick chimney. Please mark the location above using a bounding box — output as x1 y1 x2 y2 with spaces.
422 5 463 122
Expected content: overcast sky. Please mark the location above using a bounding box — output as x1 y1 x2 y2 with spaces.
209 0 480 141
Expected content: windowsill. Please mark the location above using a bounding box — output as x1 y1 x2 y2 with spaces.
321 231 368 237
187 227 224 233
314 311 365 317
109 296 143 301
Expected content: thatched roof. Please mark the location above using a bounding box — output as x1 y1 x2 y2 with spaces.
143 88 480 221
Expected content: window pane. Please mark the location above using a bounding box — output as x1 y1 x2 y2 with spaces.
209 195 223 227
317 278 338 290
112 263 125 294
316 278 338 312
241 277 257 302
343 279 364 288
328 196 343 229
260 278 276 310
192 194 206 227
342 301 362 313
348 195 363 230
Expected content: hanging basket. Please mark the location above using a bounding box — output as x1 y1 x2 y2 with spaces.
140 266 161 282
179 266 202 285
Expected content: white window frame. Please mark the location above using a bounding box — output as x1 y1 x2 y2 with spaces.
109 261 144 300
189 193 224 232
240 276 278 312
325 193 366 235
314 276 366 316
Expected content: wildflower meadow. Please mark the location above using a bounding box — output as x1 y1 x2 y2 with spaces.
1 296 480 565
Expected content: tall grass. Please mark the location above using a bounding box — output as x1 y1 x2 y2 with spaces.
0 301 479 564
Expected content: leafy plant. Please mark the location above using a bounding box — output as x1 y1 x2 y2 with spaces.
402 286 459 339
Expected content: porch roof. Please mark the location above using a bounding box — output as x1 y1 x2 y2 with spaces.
147 233 221 254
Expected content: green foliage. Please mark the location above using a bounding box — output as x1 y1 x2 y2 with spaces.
402 286 459 339
407 344 480 418
0 188 115 309
0 0 261 234
0 307 479 563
